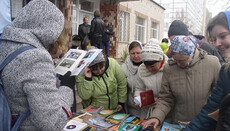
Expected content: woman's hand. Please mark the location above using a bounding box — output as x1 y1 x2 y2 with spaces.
142 118 160 129
84 67 92 78
116 104 123 112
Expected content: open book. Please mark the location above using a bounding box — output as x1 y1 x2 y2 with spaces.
55 49 102 76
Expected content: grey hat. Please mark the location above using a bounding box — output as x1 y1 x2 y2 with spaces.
141 42 164 62
89 52 106 67
168 20 189 37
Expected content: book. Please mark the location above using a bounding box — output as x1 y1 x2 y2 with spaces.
72 112 92 122
55 48 102 76
83 105 104 113
105 113 129 124
117 124 141 131
134 90 155 107
63 120 88 131
99 109 116 116
88 115 115 128
159 122 182 131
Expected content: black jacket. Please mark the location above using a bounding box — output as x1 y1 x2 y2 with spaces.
102 25 114 42
78 24 90 41
89 17 104 38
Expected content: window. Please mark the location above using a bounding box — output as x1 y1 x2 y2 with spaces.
151 22 159 39
135 17 146 43
119 11 130 42
79 0 94 12
72 3 78 35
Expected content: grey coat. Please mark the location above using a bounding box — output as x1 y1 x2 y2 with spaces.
0 0 73 130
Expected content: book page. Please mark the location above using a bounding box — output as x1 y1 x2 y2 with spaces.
55 49 87 76
71 49 102 76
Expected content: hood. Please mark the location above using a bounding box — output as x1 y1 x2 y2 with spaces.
124 56 139 75
0 0 64 48
92 57 109 78
139 54 168 77
168 48 207 67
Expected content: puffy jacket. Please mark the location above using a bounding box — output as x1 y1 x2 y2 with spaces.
76 58 127 110
102 25 114 42
185 65 230 131
0 0 73 130
160 42 169 54
89 17 104 38
150 48 220 124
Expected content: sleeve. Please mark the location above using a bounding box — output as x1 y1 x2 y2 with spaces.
78 25 83 40
89 19 95 38
12 49 73 130
149 65 175 124
134 73 146 97
113 59 127 104
107 26 114 35
184 66 226 131
75 74 94 100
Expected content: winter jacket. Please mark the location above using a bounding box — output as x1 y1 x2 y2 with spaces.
102 25 114 42
200 42 225 65
135 55 168 119
76 58 127 110
150 48 220 124
185 65 230 131
121 56 141 117
160 42 169 54
0 0 73 130
89 17 104 38
78 23 90 41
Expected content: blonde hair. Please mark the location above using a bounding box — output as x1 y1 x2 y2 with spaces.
48 19 71 57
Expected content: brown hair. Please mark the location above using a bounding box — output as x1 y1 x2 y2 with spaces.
206 12 229 43
48 20 71 57
94 10 100 17
161 38 169 43
129 41 142 52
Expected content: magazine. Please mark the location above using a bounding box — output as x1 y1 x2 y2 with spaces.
82 105 104 113
117 124 141 131
55 49 102 76
159 122 182 131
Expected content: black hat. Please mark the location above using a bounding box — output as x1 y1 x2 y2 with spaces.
168 20 189 37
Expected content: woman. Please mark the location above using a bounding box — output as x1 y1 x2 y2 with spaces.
76 51 127 111
134 42 168 119
0 0 75 130
184 11 230 131
121 40 143 116
142 35 221 130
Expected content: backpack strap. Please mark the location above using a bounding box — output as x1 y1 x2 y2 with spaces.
0 46 36 71
0 45 35 131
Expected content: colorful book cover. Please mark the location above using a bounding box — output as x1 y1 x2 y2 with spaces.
83 105 104 113
117 124 141 131
98 109 116 116
159 122 182 131
63 120 88 131
88 115 115 128
105 113 129 124
140 90 155 107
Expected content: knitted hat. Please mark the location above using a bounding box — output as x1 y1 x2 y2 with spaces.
149 38 160 45
168 20 189 37
89 52 105 67
141 42 164 62
171 35 197 55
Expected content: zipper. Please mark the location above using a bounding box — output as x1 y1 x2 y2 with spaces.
102 76 111 109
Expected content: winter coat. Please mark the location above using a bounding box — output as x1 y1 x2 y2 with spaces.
102 25 114 42
78 23 90 41
89 17 104 38
0 0 73 130
135 55 168 119
150 48 221 124
185 65 230 131
160 42 169 54
76 58 127 110
121 56 141 117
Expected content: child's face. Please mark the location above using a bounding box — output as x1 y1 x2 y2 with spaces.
210 25 230 58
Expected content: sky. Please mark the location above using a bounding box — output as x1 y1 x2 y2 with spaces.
206 0 230 17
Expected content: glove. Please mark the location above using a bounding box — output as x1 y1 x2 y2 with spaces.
60 71 76 89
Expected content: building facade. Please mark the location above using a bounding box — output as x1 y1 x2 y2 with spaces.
10 0 165 58
155 0 204 37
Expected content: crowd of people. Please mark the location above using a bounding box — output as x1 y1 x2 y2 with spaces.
1 0 230 130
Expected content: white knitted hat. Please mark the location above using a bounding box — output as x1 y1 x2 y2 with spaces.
141 42 164 62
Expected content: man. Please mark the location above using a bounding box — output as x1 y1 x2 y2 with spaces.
78 17 90 50
89 10 104 48
101 19 114 57
166 20 189 58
